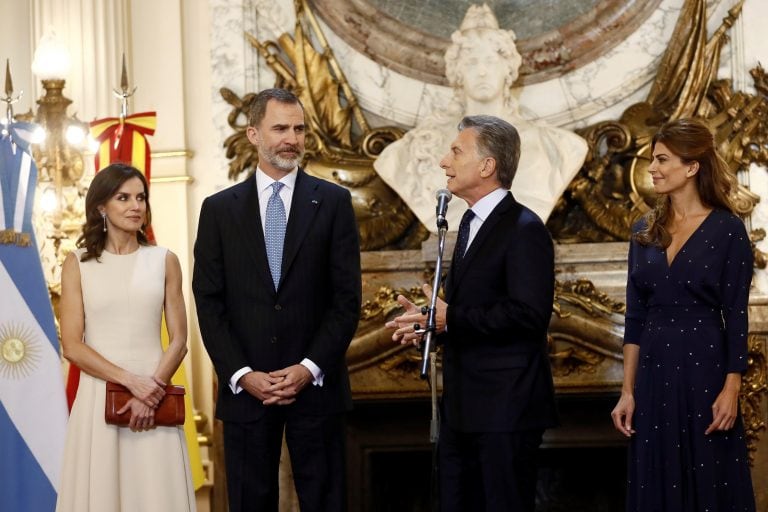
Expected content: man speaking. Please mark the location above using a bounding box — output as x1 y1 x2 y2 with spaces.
387 115 558 511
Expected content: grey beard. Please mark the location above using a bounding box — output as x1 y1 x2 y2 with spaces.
264 150 303 171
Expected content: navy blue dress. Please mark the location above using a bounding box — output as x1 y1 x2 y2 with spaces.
624 209 756 511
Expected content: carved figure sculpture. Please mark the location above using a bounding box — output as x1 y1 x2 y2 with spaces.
374 4 588 231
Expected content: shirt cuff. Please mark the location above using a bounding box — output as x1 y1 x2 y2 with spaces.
300 358 324 387
230 366 253 394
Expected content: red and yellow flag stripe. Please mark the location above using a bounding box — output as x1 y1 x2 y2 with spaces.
89 112 157 174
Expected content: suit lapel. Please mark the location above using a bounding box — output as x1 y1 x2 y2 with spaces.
280 169 321 286
447 193 518 298
234 177 276 292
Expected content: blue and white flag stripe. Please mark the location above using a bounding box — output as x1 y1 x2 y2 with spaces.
0 154 5 230
0 121 68 511
0 261 68 485
13 151 32 233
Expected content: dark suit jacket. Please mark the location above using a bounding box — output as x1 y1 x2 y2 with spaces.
440 192 558 433
192 169 362 422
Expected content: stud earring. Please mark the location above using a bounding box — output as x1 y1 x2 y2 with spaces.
101 212 107 232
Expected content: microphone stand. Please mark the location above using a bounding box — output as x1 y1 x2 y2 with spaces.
420 218 448 444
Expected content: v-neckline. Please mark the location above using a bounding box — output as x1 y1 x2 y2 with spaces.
664 210 714 268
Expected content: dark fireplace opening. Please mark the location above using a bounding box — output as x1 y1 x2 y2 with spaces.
347 396 627 511
537 446 626 511
368 448 433 512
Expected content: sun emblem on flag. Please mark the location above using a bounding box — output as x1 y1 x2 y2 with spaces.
0 323 41 379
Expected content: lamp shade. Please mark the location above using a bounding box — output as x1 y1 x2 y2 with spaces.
31 31 71 80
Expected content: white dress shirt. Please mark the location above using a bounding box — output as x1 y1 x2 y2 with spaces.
463 187 509 254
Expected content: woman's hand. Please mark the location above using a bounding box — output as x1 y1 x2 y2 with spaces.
124 374 165 408
611 392 636 437
117 397 156 432
705 374 742 435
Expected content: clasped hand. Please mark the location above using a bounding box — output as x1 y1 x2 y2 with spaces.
117 374 166 432
240 364 312 406
385 284 447 347
117 397 156 432
124 374 165 408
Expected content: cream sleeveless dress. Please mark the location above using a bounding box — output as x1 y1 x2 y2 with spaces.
56 246 196 512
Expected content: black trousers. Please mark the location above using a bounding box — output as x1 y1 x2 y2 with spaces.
438 425 544 512
223 409 346 512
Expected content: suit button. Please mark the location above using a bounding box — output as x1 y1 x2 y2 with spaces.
271 336 277 343
274 304 282 311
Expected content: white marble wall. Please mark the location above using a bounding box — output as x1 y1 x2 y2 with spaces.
308 0 742 130
204 0 690 164
205 0 759 139
205 0 768 290
739 0 768 293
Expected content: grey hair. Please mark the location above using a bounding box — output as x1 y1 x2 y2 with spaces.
458 115 520 188
247 88 304 127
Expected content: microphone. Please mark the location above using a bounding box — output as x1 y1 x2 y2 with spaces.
435 189 452 229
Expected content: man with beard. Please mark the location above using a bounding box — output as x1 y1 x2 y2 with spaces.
193 88 362 512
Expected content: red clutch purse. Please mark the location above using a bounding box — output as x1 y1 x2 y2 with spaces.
105 381 185 426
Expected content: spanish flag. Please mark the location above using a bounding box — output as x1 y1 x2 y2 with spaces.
63 113 205 490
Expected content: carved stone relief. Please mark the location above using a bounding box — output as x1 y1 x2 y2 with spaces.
308 0 663 85
372 4 588 231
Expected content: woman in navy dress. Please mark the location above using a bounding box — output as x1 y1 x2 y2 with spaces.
611 118 756 511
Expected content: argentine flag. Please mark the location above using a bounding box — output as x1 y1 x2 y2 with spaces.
0 122 68 511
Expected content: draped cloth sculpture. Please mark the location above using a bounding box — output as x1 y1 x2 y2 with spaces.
374 5 588 231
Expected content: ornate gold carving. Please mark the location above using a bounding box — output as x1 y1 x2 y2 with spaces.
742 334 767 464
353 277 628 387
554 279 626 319
347 285 426 374
378 350 427 379
548 0 766 250
0 229 31 247
548 334 606 378
221 0 420 250
750 228 767 270
347 282 439 398
360 285 424 321
549 279 624 380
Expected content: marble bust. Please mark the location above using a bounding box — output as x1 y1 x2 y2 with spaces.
374 4 588 232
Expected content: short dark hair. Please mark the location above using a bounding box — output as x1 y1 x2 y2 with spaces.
458 115 520 188
77 163 152 261
247 88 304 127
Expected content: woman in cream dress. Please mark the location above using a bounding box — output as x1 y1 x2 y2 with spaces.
56 163 195 511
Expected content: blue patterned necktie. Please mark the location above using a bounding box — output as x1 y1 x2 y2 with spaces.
265 181 286 290
453 209 475 267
